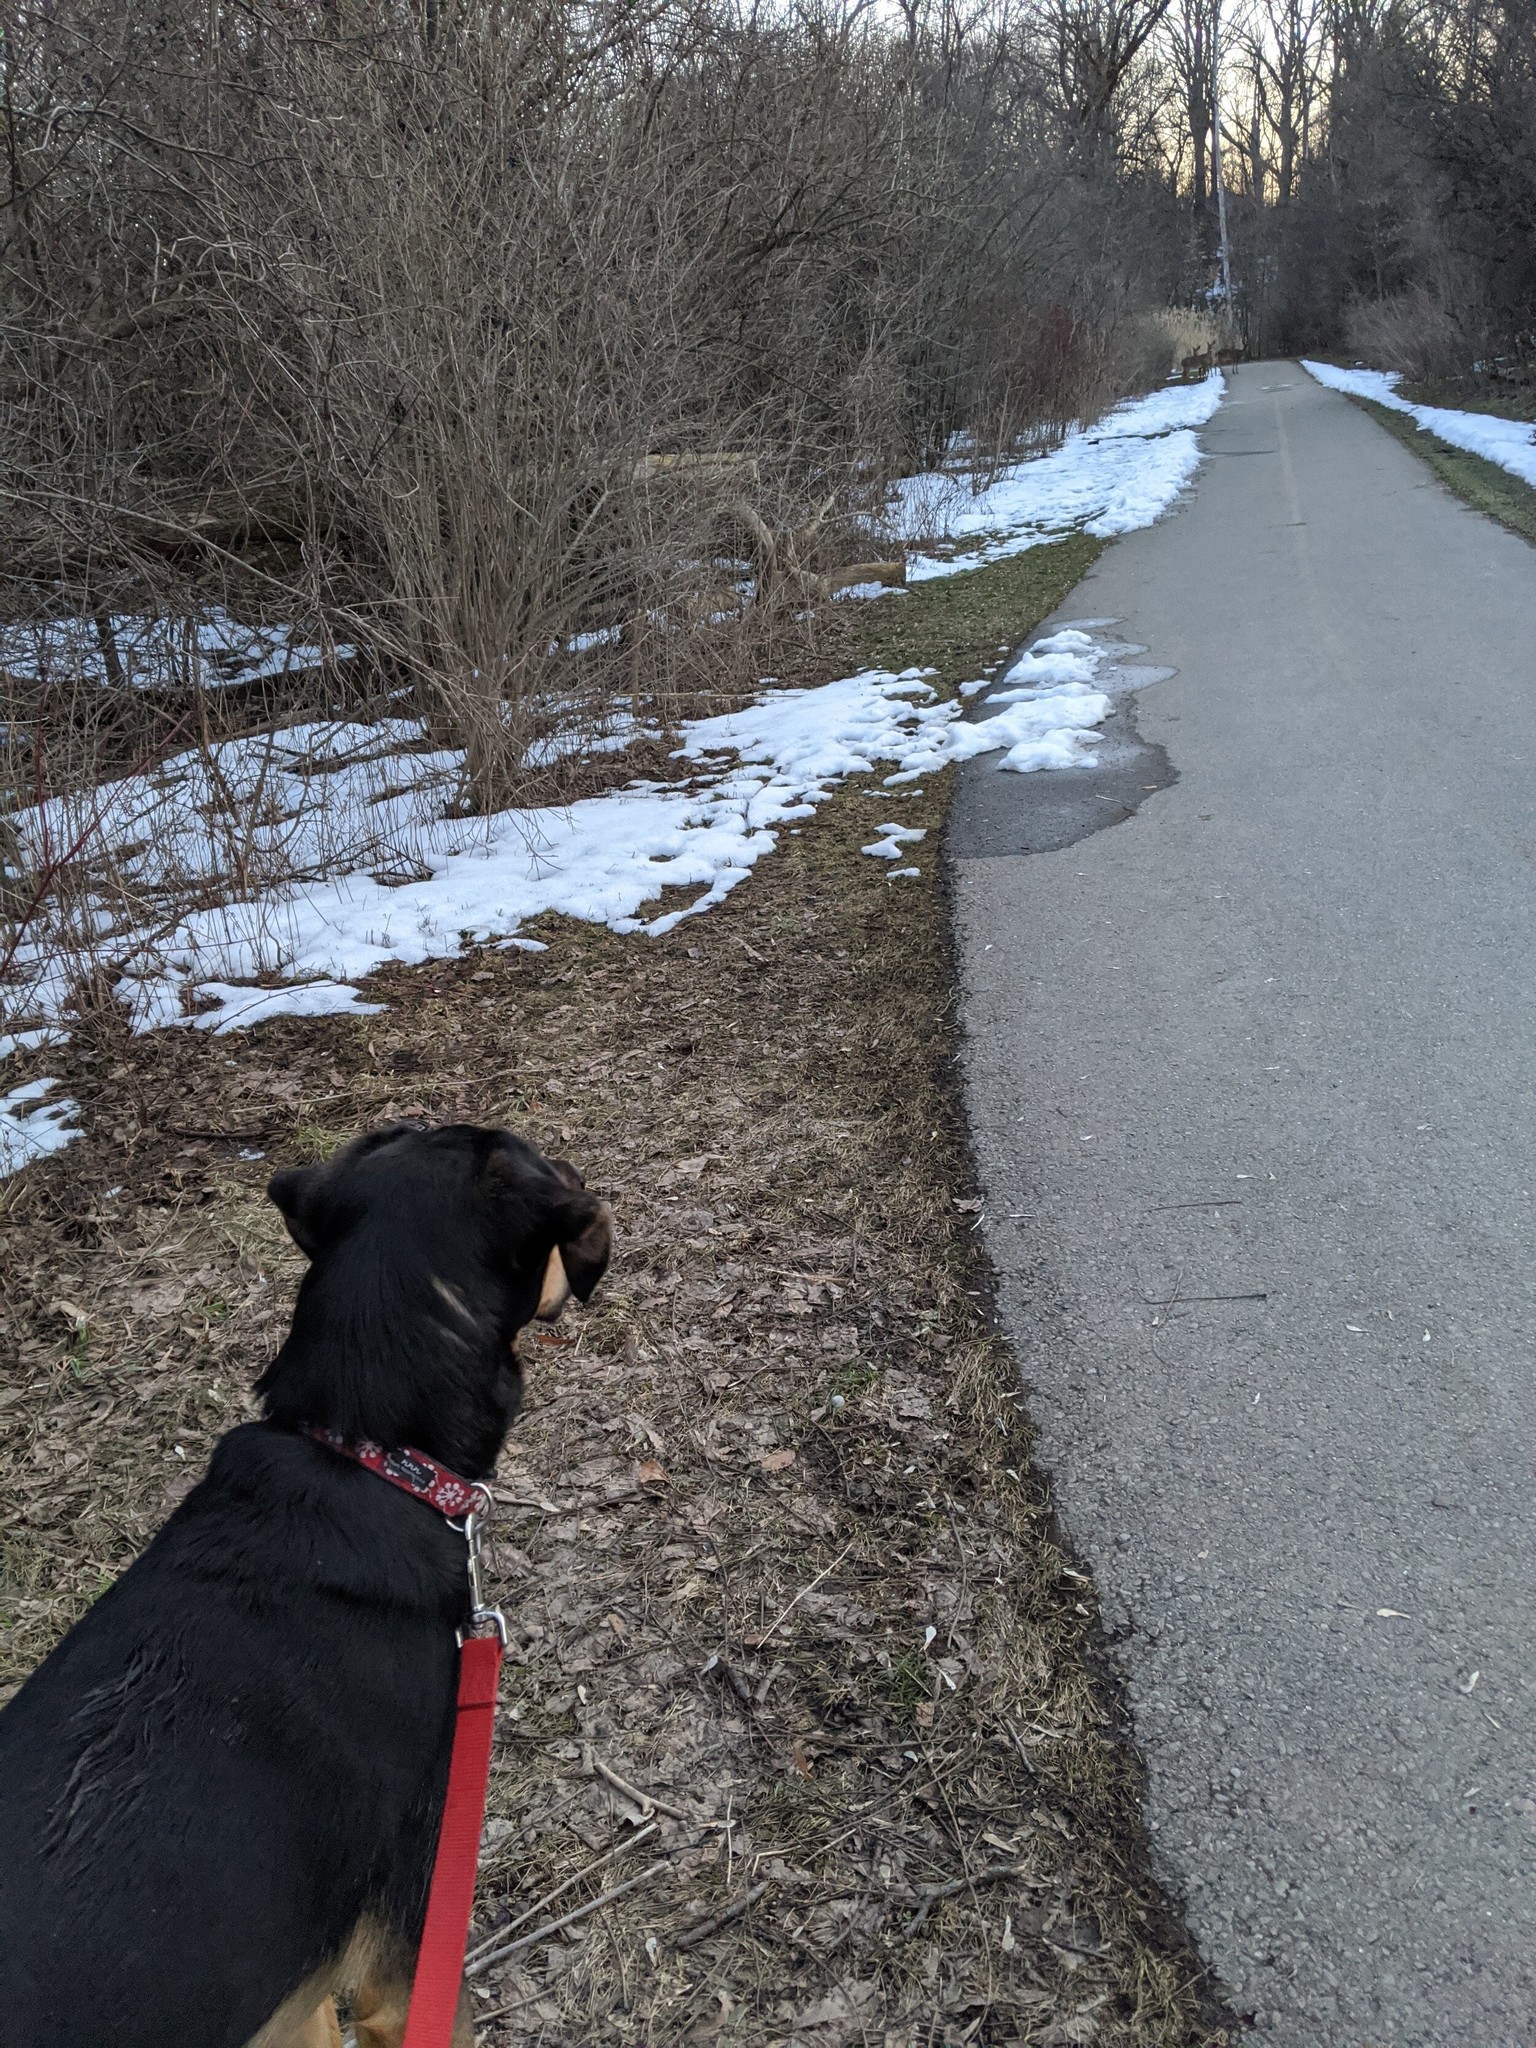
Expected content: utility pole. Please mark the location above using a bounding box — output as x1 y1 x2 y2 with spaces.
1210 0 1235 320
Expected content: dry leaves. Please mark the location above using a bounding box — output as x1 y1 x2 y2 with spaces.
0 584 1231 2046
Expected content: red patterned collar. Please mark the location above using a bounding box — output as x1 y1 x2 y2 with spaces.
301 1425 488 1520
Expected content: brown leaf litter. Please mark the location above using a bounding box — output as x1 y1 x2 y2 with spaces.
0 555 1233 2047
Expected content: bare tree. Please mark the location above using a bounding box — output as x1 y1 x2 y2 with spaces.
1165 0 1219 207
1243 0 1327 201
1 0 1195 839
1045 0 1176 142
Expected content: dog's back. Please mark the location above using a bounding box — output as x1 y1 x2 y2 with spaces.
0 1122 611 2047
0 1425 462 2048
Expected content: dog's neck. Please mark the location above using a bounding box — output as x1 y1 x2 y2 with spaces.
255 1253 523 1480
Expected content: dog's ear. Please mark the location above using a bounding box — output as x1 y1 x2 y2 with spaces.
268 1123 422 1260
534 1185 614 1320
267 1164 332 1260
557 1192 614 1302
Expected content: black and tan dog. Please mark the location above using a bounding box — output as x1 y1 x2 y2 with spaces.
0 1122 611 2048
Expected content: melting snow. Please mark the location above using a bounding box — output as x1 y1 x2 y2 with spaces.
0 1078 81 1178
0 610 350 692
0 1026 69 1061
7 630 1154 1035
891 374 1225 579
861 822 928 859
3 380 1224 1044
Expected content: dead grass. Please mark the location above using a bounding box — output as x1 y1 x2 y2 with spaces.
0 542 1231 2048
1397 377 1536 425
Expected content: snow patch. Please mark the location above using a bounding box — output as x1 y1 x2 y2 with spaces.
0 610 350 692
0 1078 82 1180
4 379 1226 1043
861 822 928 860
8 658 1120 1033
832 581 910 603
891 374 1225 579
7 627 1168 1035
0 1026 69 1061
189 981 388 1034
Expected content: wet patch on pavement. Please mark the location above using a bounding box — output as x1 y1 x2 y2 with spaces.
947 618 1178 860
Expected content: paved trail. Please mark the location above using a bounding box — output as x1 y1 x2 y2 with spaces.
952 364 1536 2047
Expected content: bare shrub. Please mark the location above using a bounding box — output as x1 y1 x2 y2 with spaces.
1 0 1197 1014
1343 289 1477 386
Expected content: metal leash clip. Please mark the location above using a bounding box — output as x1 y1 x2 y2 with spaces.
453 1482 508 1646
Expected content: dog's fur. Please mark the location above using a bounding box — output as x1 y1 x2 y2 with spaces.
0 1123 611 2048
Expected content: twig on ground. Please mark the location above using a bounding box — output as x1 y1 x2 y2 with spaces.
1143 1291 1268 1305
744 1539 854 1647
671 1879 773 1951
470 1983 550 2030
464 1858 672 1977
464 1819 660 1964
586 1751 694 1821
166 1124 279 1141
900 1858 1033 1939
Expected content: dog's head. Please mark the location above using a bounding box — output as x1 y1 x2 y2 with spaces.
257 1123 611 1476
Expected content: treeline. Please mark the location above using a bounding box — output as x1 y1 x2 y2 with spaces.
0 0 1202 800
1168 0 1536 377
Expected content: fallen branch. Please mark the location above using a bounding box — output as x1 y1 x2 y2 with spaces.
632 451 758 484
586 1750 695 1821
900 1857 1032 1939
464 1858 672 1977
467 1983 550 2030
827 560 906 592
1142 1290 1268 1306
671 1879 772 1951
744 1540 854 1647
166 1124 280 1142
464 1818 660 1965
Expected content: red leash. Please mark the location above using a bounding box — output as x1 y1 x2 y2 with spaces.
303 1427 506 2048
402 1630 504 2046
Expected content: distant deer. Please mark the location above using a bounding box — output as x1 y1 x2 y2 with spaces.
1180 348 1214 379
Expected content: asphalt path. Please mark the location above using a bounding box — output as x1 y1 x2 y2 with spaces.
950 363 1536 2046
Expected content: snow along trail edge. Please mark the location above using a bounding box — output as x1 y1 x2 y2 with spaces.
2 374 1224 1060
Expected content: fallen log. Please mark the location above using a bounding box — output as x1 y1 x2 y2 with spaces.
632 451 758 484
827 559 906 592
